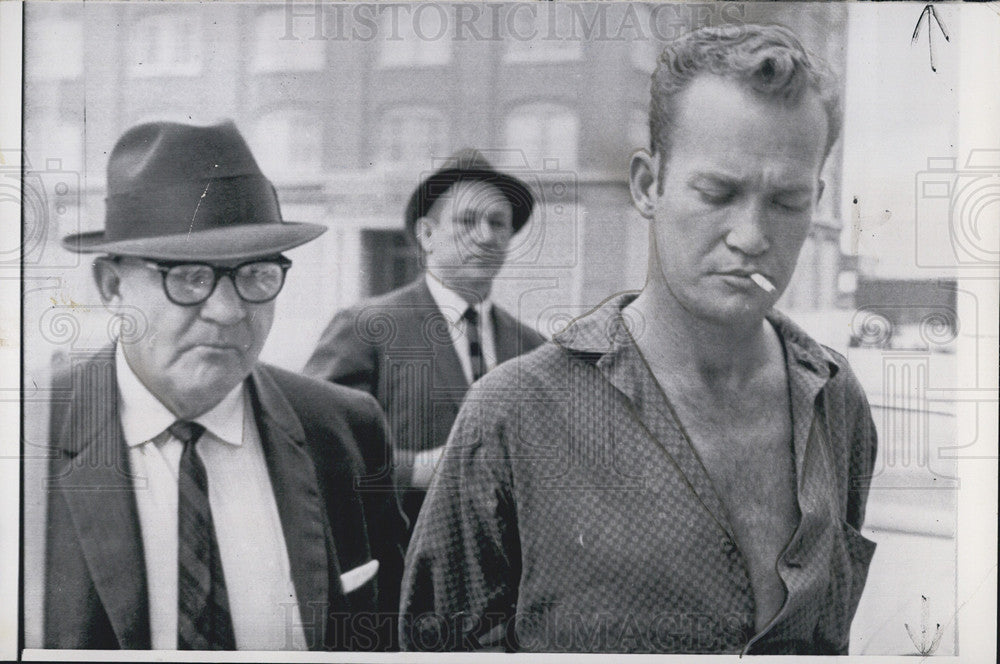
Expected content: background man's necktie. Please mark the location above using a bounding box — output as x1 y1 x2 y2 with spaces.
463 307 486 382
171 420 237 650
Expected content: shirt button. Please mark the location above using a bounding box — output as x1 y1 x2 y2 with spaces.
721 538 737 555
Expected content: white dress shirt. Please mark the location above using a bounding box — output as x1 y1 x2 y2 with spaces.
116 343 307 650
424 274 499 384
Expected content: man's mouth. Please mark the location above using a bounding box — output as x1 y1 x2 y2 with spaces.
187 342 245 353
715 269 776 293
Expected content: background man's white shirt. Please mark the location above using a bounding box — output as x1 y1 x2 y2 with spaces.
116 342 307 650
425 274 498 384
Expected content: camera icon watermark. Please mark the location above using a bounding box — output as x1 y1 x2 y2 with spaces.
417 148 579 270
0 150 82 269
914 149 1000 271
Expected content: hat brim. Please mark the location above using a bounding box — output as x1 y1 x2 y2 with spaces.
406 168 535 238
61 222 327 261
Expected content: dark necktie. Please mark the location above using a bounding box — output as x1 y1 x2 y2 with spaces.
171 420 236 650
463 307 486 382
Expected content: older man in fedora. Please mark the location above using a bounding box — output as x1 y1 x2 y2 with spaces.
304 149 545 527
45 120 407 651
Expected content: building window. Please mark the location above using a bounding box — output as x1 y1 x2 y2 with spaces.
129 13 202 77
505 5 581 63
250 110 323 180
49 124 84 174
504 103 578 170
378 6 451 67
252 8 325 73
26 119 84 174
376 107 449 168
27 18 83 80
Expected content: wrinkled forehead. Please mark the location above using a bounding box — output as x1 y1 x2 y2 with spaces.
429 179 513 221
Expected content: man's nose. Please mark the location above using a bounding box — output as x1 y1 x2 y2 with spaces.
199 274 247 325
725 201 770 257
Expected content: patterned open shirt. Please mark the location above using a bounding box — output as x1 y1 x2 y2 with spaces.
400 293 878 654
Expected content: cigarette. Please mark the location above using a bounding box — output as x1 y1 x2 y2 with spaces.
749 273 776 293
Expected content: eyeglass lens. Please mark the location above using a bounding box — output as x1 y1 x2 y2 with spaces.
164 261 286 304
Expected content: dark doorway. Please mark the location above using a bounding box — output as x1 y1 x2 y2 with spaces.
359 229 421 297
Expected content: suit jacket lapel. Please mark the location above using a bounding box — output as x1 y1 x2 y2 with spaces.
249 365 346 649
52 349 151 648
412 278 469 390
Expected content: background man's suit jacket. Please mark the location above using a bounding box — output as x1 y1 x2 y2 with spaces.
303 277 544 524
44 349 408 651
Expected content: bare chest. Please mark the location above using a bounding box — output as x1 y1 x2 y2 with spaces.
673 386 796 506
661 375 800 627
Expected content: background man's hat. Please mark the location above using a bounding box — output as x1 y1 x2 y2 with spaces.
404 148 535 240
61 120 326 261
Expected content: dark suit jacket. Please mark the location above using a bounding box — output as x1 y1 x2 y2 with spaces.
303 278 544 523
43 348 408 651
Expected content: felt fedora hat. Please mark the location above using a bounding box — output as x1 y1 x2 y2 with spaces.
61 120 326 261
404 148 535 241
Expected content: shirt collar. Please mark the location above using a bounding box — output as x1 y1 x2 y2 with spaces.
116 342 246 448
552 291 639 356
424 273 493 326
765 308 840 380
552 291 840 380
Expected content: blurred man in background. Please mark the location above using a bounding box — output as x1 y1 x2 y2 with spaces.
305 149 544 527
46 121 407 651
400 24 878 654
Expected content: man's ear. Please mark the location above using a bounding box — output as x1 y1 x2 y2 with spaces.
92 256 124 306
414 216 435 254
629 149 659 219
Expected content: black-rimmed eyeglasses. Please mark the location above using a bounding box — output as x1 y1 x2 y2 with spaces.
129 255 292 306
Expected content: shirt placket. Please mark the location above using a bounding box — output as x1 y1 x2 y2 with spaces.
595 321 758 649
742 331 835 654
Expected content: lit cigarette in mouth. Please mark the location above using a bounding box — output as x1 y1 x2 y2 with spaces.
749 272 776 293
